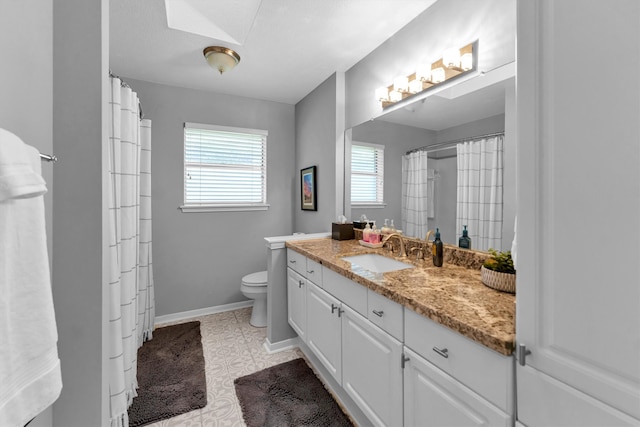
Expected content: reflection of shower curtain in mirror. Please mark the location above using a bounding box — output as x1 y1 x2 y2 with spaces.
402 150 434 238
456 136 504 251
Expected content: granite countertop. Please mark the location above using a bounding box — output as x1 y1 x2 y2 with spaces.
286 238 516 356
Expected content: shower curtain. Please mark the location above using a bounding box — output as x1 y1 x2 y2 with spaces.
456 135 504 251
401 150 434 239
108 77 155 427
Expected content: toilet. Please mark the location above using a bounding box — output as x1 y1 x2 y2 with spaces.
241 270 268 327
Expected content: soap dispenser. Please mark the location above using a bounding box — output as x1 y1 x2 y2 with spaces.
459 225 471 249
432 228 443 267
363 222 372 242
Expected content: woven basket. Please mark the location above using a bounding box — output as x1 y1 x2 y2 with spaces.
481 266 516 294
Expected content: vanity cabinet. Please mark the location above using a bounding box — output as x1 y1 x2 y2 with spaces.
286 268 307 341
516 2 640 425
403 347 512 427
342 304 403 427
306 281 343 384
286 249 323 344
404 308 514 424
287 247 514 427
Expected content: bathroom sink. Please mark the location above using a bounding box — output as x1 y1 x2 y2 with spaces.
342 254 414 274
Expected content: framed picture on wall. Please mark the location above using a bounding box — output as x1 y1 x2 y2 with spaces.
301 166 317 211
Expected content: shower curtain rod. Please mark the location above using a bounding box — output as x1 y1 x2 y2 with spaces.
406 131 505 155
108 70 144 120
40 152 57 162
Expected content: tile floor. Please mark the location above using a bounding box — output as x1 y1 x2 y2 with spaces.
146 307 303 427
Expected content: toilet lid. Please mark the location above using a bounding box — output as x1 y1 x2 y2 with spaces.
242 270 268 286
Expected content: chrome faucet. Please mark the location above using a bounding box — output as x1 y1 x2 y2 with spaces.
382 233 407 258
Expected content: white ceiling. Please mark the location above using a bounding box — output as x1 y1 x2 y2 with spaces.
109 0 438 105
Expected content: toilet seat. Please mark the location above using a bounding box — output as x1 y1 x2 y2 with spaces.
242 270 267 287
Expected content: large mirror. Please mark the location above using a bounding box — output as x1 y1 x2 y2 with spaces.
344 64 516 252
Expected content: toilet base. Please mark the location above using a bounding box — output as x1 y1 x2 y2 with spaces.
249 297 267 328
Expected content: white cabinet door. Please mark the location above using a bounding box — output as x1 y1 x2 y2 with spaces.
287 267 307 342
307 281 342 384
342 305 403 427
516 1 640 423
403 347 511 427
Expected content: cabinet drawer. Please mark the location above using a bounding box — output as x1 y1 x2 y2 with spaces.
322 266 367 316
287 248 306 275
305 258 323 286
404 347 512 427
367 290 404 341
405 308 514 413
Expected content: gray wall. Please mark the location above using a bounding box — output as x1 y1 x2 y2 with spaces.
53 0 110 425
351 120 435 226
124 78 295 316
0 1 54 425
294 73 345 232
345 0 516 129
2 1 110 426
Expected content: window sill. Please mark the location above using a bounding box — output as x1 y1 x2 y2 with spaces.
179 204 270 213
351 203 387 209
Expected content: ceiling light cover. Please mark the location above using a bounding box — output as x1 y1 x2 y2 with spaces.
203 46 241 74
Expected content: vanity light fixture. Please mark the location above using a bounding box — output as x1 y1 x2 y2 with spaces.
203 46 241 75
375 41 477 108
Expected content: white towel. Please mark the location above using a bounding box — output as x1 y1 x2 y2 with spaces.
0 128 62 427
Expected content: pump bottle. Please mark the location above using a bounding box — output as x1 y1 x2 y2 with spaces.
432 228 444 267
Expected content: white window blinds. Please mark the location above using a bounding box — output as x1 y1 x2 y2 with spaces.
183 123 267 208
351 142 384 204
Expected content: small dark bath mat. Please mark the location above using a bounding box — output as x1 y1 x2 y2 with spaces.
234 358 354 427
128 321 207 426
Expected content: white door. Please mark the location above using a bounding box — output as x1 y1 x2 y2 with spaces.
306 282 342 384
342 305 403 427
286 268 306 341
516 0 640 424
403 347 511 427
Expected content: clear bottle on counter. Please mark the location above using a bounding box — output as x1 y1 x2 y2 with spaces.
389 219 396 233
381 219 390 234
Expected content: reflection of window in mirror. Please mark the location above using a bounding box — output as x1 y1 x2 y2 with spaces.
351 142 384 207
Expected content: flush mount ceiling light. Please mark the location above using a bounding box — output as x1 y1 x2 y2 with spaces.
203 46 241 74
376 40 477 108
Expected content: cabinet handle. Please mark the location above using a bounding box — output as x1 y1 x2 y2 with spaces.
298 280 304 288
433 347 449 358
372 309 384 317
401 353 410 369
331 303 338 314
307 270 314 274
338 308 344 317
518 343 532 366
289 260 296 264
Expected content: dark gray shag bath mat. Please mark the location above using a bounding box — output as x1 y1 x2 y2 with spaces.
128 321 207 426
234 358 354 427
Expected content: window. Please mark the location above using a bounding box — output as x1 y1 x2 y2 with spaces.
351 142 384 206
181 122 268 212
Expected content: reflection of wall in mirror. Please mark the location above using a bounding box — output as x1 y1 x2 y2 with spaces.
427 156 457 245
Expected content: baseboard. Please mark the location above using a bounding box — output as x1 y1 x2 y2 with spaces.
263 337 300 354
155 300 253 326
